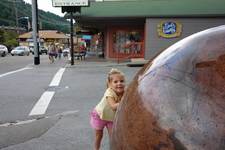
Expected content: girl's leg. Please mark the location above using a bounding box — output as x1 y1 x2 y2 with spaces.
94 129 103 150
106 126 113 148
106 126 112 137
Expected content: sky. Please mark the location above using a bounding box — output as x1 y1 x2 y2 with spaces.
24 0 65 17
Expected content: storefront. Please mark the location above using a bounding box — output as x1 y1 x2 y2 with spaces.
63 0 225 61
108 26 144 58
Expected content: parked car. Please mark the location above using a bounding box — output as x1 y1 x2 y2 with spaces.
11 46 30 56
39 46 48 54
0 45 8 57
62 48 70 57
63 48 70 53
30 46 42 55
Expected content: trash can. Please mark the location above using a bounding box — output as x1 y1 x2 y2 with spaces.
98 51 104 58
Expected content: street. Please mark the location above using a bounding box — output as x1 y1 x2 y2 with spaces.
0 53 143 150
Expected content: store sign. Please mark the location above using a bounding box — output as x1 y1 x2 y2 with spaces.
52 0 88 7
47 39 54 42
75 27 95 35
81 35 91 40
157 21 182 38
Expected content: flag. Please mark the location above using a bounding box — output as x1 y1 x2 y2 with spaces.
28 21 31 30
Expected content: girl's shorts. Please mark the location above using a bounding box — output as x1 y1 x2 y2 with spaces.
90 108 113 130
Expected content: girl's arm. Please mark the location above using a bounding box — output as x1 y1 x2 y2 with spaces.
106 96 119 111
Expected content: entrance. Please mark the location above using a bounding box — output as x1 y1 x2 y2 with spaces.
108 26 145 58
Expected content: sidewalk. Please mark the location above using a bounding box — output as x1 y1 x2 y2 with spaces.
66 51 149 68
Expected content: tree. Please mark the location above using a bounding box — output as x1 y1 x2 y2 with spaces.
0 29 7 44
0 29 18 46
6 30 17 40
5 30 18 46
5 39 18 47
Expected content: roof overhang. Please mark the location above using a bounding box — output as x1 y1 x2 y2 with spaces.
72 17 146 26
26 38 44 42
63 0 225 26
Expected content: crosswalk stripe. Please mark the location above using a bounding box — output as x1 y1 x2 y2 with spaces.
29 91 54 116
29 68 65 116
49 68 65 86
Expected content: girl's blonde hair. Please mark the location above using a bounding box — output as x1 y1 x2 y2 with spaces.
106 68 125 88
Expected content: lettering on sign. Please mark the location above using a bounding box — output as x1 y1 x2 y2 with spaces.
75 27 96 35
52 0 88 6
157 21 182 38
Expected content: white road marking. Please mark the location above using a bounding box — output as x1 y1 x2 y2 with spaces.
49 68 65 86
29 68 65 116
0 67 31 78
29 92 54 116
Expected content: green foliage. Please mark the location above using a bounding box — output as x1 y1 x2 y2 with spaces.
5 38 18 47
0 0 69 34
0 29 7 43
0 28 18 46
6 30 17 40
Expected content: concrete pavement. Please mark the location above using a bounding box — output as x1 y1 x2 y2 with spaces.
65 50 149 68
0 52 148 150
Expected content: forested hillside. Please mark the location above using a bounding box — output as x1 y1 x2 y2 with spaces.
0 0 69 34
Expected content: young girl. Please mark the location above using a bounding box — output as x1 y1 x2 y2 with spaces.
90 69 126 150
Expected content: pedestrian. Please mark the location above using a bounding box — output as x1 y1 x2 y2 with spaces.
58 47 62 59
55 45 58 59
80 44 87 54
90 69 126 150
10 46 14 52
95 39 99 51
47 42 55 62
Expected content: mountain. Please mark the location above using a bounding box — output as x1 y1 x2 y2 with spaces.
0 0 70 34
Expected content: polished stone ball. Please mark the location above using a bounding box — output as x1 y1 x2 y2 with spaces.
110 25 225 150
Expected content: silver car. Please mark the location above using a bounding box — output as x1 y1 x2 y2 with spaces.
0 45 8 57
11 46 30 56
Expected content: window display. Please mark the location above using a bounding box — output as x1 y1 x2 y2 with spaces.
113 30 141 53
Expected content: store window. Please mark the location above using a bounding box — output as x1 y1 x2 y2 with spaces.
113 30 141 53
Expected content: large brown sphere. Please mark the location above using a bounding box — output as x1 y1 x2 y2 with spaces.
110 25 225 150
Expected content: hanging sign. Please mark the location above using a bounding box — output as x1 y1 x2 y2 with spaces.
75 27 96 35
52 0 88 7
157 21 182 38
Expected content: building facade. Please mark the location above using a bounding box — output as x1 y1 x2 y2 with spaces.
63 0 225 61
19 30 70 48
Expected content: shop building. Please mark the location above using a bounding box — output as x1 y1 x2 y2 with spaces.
64 0 225 62
19 30 70 48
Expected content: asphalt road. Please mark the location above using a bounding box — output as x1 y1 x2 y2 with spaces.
0 53 144 150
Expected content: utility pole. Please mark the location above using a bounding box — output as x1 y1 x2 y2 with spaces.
32 0 40 65
70 12 74 65
8 0 20 45
62 6 81 65
14 0 19 44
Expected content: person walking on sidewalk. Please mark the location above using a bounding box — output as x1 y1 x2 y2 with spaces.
90 69 126 150
58 47 62 59
55 45 59 59
48 42 55 62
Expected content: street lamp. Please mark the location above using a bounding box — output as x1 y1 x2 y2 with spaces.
18 17 29 32
16 17 29 45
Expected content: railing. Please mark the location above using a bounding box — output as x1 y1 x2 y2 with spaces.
117 41 144 63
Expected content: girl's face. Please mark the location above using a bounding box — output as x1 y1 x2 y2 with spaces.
109 75 125 95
